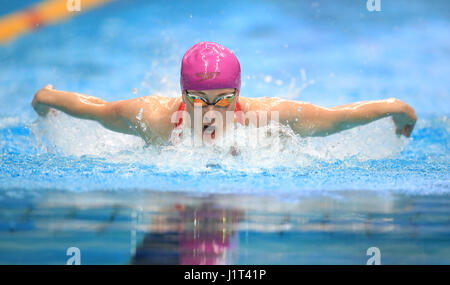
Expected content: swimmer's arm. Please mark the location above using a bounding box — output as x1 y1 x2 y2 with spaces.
267 98 417 137
32 85 139 135
330 98 417 137
32 85 107 117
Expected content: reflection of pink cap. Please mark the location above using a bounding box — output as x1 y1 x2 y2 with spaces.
179 233 231 265
180 42 241 91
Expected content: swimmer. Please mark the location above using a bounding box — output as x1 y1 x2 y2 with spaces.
32 41 417 144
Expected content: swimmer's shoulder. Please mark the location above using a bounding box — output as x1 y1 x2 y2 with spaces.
132 95 182 140
239 96 306 112
137 94 182 114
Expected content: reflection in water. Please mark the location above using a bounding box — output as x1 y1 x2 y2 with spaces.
0 190 449 264
131 202 241 265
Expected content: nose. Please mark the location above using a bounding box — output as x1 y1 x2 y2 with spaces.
203 106 216 124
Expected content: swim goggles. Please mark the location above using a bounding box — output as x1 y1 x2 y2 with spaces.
185 89 236 108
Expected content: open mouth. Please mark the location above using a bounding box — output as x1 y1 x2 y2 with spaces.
202 124 216 139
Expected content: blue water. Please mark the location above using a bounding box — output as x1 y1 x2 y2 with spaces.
0 0 449 264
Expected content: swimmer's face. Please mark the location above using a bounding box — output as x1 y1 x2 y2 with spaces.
182 88 239 139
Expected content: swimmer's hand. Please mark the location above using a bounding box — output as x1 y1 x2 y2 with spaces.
32 84 54 117
391 100 417 138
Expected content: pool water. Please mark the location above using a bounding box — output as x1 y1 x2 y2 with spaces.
0 0 449 264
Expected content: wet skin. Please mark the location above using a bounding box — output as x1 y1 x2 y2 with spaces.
32 84 417 143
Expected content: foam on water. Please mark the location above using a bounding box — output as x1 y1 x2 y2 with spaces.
0 117 20 129
0 109 440 195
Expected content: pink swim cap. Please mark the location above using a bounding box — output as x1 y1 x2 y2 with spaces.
180 42 241 91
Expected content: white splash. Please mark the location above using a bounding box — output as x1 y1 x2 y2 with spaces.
136 108 144 121
29 110 409 174
0 117 20 129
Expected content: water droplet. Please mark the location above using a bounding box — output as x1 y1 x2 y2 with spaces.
300 68 307 82
140 122 147 131
136 108 144 121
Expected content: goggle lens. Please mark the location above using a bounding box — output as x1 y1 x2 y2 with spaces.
186 90 236 108
214 97 232 107
192 98 207 106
